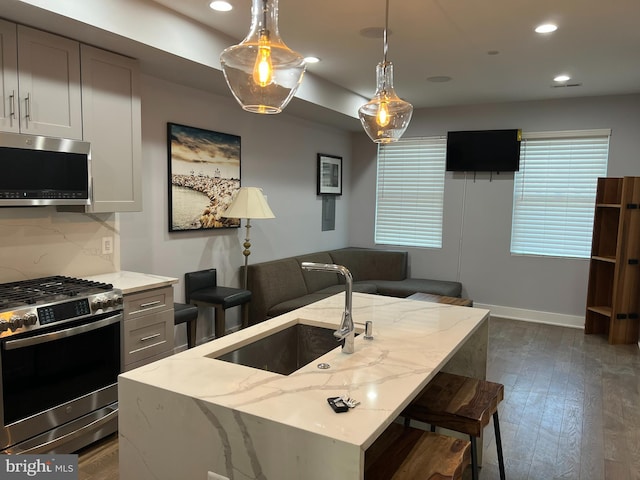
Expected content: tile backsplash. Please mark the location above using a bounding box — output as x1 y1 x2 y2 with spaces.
0 207 119 283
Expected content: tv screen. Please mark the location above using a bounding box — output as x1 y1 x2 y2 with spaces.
446 129 521 172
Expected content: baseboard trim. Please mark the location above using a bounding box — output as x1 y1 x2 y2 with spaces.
474 303 584 329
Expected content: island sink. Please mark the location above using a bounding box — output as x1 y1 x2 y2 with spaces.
213 323 347 375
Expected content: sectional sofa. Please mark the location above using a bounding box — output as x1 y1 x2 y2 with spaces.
246 247 462 326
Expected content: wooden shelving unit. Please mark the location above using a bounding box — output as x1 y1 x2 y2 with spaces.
585 177 640 344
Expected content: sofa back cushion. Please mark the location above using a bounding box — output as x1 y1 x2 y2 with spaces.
296 252 340 292
329 248 407 281
247 257 309 325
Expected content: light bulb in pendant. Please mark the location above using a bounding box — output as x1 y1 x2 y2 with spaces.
377 99 390 127
253 33 273 86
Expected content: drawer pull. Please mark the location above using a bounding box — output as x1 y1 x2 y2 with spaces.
139 300 162 309
140 333 161 342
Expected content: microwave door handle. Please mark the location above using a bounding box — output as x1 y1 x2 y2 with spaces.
3 313 121 350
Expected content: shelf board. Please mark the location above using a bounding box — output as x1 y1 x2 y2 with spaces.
596 203 622 208
587 306 612 318
591 255 617 263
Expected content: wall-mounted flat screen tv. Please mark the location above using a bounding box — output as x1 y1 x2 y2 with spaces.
446 129 521 172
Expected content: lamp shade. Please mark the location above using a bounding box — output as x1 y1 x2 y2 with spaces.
222 187 275 219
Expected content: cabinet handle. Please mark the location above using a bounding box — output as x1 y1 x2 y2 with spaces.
24 93 30 128
9 90 15 125
140 333 161 342
139 300 162 308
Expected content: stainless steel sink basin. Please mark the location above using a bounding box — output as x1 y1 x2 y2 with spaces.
214 323 345 375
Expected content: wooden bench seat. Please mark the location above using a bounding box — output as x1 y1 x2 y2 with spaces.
365 423 470 480
402 372 506 480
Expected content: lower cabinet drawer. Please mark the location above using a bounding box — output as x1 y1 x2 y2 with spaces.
124 287 173 319
123 309 173 366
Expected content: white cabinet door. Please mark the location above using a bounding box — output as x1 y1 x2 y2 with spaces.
0 19 19 133
81 45 141 212
16 25 82 139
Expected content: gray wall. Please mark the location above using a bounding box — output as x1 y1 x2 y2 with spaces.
119 75 352 300
349 94 640 326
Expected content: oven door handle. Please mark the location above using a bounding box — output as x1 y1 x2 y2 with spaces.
16 404 118 455
3 313 122 350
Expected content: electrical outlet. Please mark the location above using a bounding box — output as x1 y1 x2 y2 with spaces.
102 236 114 255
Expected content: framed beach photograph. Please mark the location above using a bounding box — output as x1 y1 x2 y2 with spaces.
168 123 241 231
317 154 342 195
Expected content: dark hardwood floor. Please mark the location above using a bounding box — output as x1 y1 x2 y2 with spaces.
77 317 640 479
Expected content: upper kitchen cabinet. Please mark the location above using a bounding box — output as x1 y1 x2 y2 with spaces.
0 20 82 139
80 45 142 212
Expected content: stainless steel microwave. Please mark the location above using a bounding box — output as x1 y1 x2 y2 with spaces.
0 132 91 207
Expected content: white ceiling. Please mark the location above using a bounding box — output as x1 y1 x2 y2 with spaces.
149 0 640 110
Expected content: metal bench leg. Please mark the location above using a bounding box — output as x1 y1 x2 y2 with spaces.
470 436 479 480
494 411 506 480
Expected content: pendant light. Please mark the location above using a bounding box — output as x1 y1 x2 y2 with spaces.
220 0 306 114
358 0 413 143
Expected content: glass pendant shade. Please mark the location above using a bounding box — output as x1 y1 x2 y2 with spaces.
220 0 306 114
358 61 413 143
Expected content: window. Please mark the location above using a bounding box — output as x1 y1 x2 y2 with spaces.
375 137 446 248
510 129 610 258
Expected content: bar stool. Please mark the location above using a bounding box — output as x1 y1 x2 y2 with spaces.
402 372 506 480
185 269 252 338
174 303 198 348
365 423 470 480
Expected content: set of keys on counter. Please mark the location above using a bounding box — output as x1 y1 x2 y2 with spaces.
327 396 360 413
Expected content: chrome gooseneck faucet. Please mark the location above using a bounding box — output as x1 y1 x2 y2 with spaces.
300 262 355 354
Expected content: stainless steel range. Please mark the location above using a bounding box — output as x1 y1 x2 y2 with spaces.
0 276 123 454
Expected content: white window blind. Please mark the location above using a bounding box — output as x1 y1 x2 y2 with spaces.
511 129 610 258
375 137 446 248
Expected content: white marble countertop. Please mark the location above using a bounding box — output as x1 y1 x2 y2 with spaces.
86 270 177 294
120 292 489 451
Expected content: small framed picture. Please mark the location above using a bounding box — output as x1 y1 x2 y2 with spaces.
317 154 342 195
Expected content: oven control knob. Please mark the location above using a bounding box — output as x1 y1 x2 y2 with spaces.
115 296 123 306
91 298 105 311
9 316 23 330
23 313 37 326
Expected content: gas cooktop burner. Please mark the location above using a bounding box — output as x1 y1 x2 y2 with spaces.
0 276 114 310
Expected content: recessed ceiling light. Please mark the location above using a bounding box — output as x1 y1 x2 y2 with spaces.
209 1 232 12
554 74 571 82
535 23 557 33
304 56 320 64
360 27 391 39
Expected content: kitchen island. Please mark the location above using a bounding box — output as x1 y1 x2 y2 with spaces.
118 292 490 480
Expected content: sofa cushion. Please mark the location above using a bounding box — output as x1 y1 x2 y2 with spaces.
372 278 462 298
267 293 335 318
296 252 340 293
316 283 378 295
329 248 407 281
247 257 309 325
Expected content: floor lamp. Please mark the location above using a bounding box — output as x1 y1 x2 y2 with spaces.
222 187 275 289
